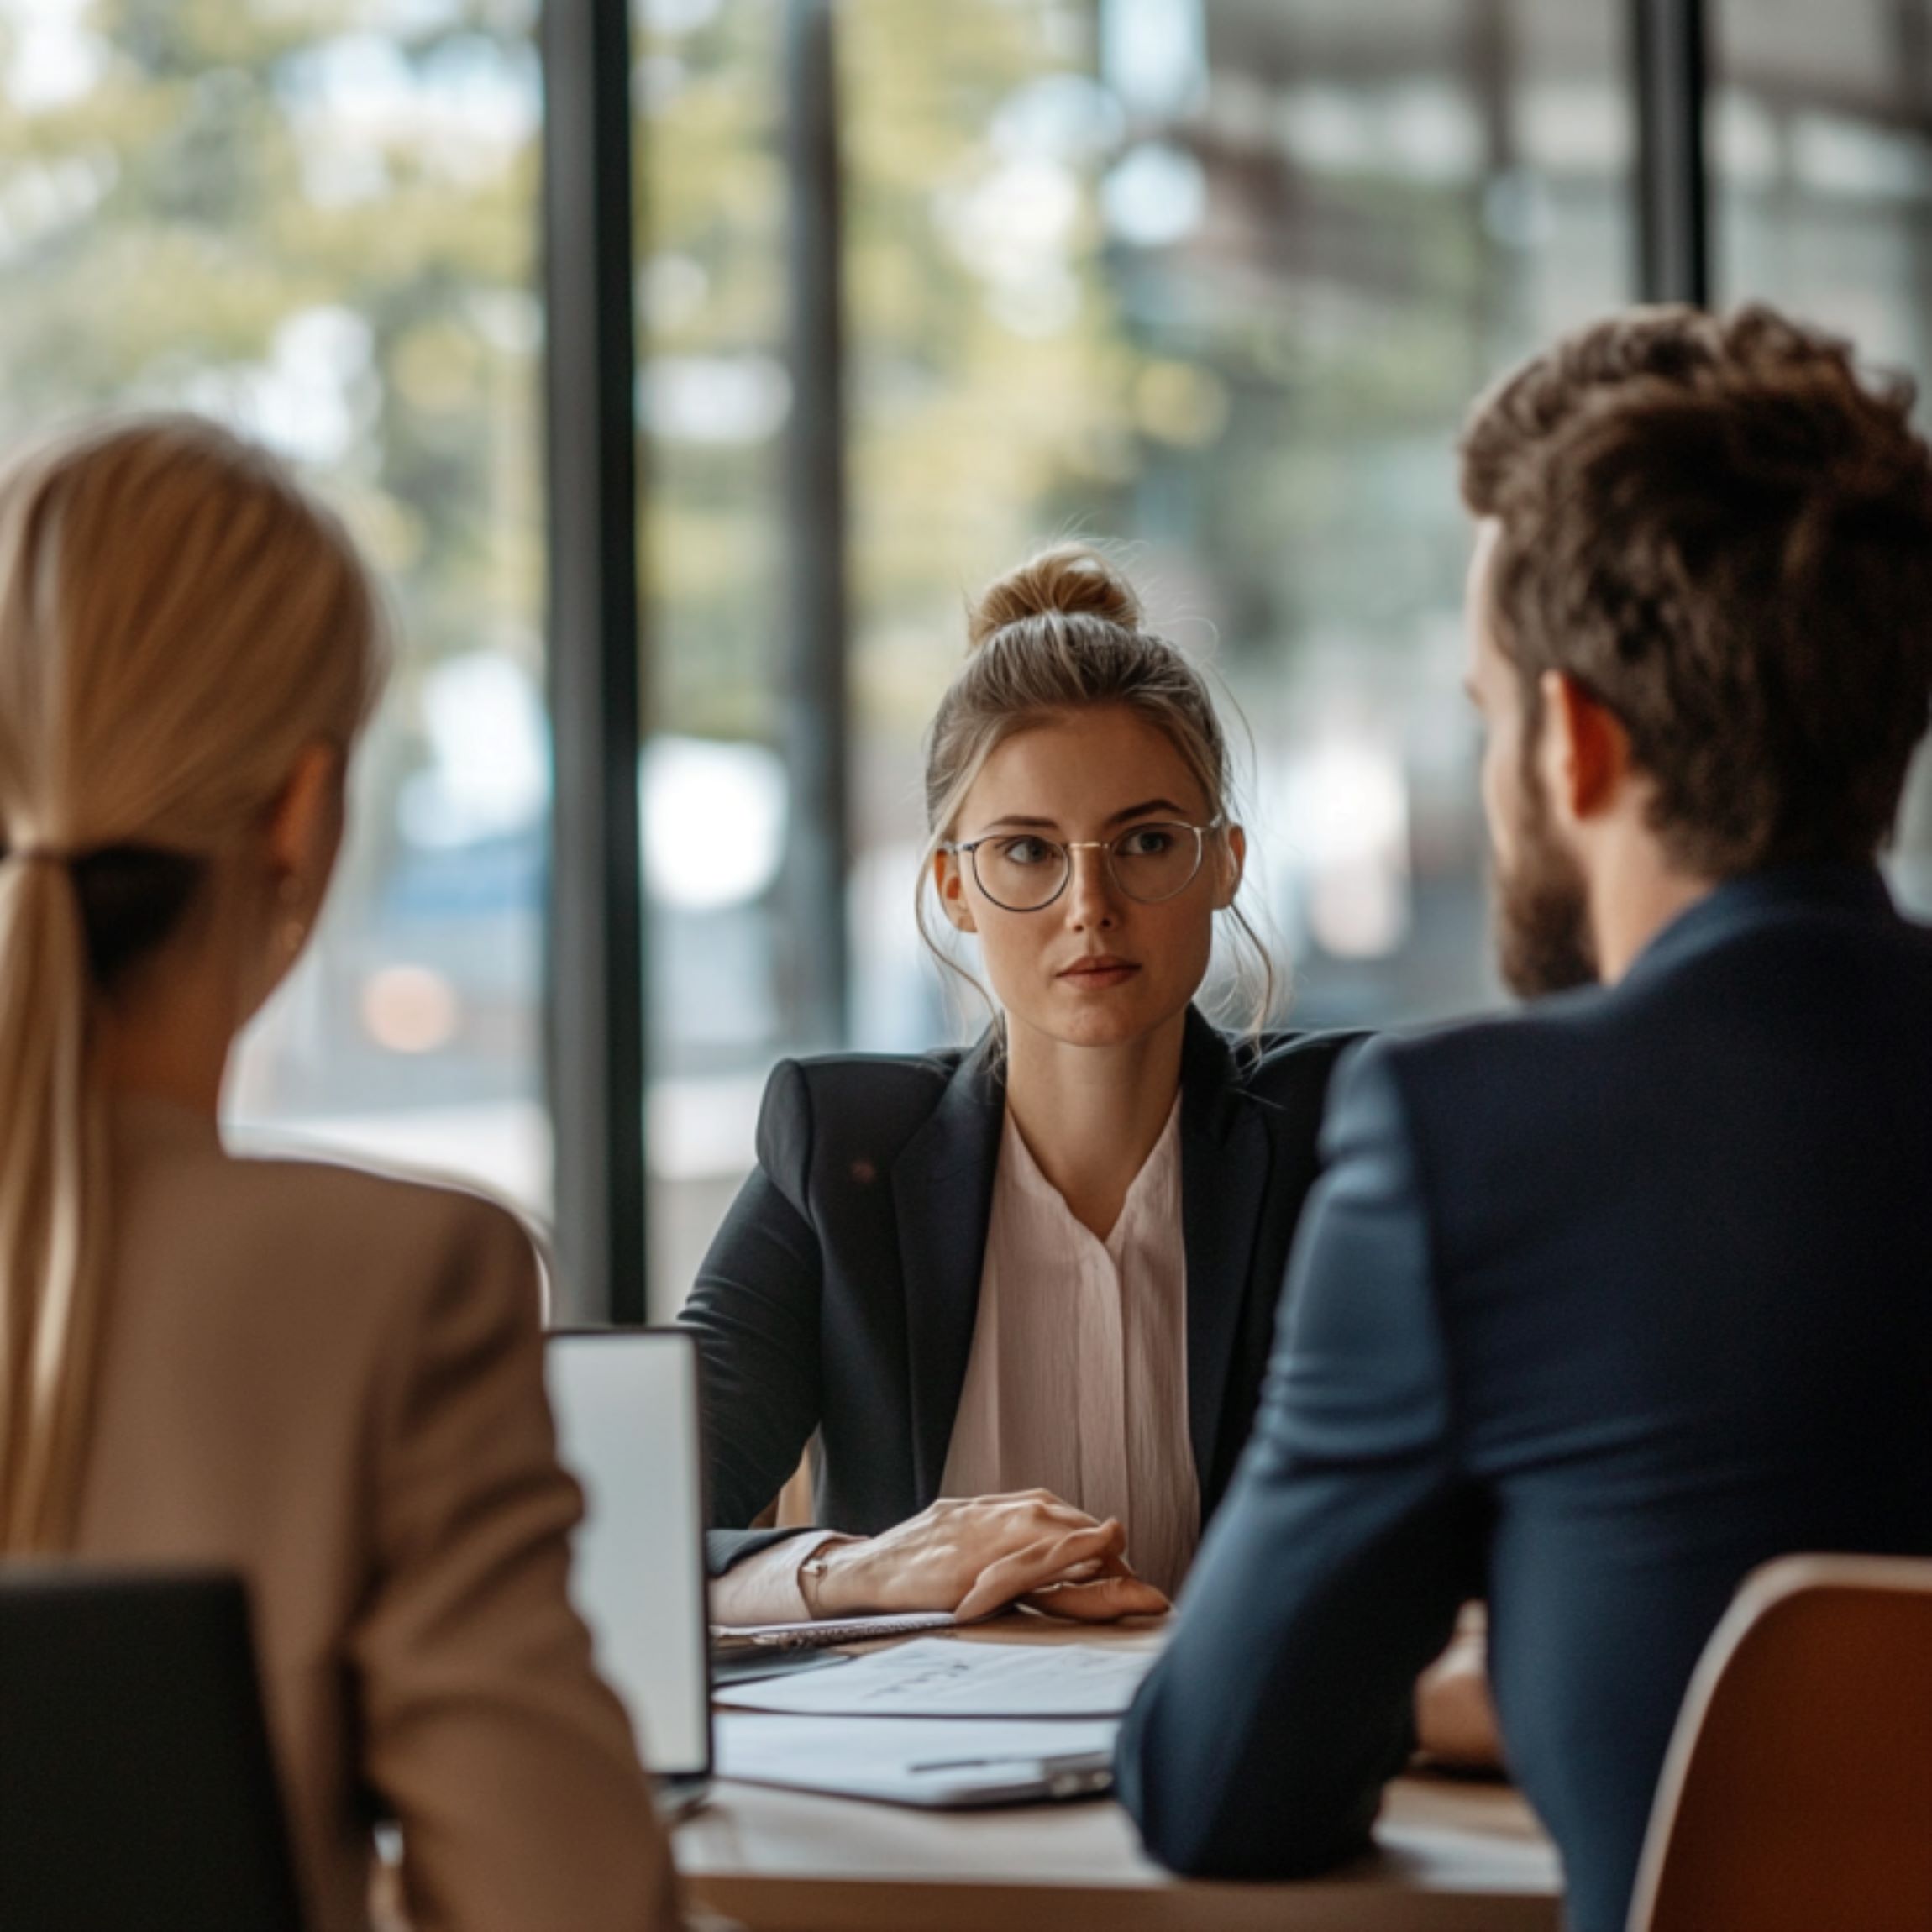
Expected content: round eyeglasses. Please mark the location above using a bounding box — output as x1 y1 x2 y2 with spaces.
943 817 1224 913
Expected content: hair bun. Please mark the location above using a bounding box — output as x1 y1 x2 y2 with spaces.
967 543 1142 650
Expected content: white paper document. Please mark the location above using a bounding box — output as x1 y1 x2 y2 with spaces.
712 1637 1157 1719
716 1712 1121 1807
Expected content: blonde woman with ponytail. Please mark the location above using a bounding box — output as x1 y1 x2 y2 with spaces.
0 417 675 1932
687 545 1362 1627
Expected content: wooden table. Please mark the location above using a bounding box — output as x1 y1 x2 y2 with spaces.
679 1619 1562 1931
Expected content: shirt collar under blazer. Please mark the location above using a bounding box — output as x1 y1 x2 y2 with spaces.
892 1005 1274 1513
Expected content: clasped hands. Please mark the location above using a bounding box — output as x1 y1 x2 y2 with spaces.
804 1488 1169 1624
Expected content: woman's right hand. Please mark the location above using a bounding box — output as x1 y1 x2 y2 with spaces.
811 1490 1169 1624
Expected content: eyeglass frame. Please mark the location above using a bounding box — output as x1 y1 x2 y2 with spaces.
939 814 1230 913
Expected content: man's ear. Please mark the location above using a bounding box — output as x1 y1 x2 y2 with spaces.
932 848 977 933
1541 670 1632 827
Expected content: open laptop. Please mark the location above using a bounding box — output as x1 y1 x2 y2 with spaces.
546 1327 713 1816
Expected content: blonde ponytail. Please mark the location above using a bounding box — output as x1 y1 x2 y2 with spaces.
0 854 101 1549
0 417 383 1551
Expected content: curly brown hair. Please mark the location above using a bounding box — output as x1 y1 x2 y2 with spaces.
1460 303 1932 874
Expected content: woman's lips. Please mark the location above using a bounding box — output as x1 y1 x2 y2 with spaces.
1058 958 1141 990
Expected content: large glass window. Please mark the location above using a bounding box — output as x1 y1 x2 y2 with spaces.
35 4 1917 1314
0 0 549 1212
633 0 794 1299
1709 0 1932 915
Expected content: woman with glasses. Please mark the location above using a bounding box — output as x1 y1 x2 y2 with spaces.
688 545 1358 1625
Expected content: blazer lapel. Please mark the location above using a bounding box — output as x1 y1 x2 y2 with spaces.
893 1035 1005 1504
1178 1012 1271 1505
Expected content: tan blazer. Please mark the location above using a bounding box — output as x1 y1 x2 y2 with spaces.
73 1097 679 1932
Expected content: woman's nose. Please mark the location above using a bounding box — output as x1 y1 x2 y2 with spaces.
1063 844 1120 927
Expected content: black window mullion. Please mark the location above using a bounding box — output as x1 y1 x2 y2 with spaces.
540 0 648 1324
779 0 853 1053
1634 0 1711 305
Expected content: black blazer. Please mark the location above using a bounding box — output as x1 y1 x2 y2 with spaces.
681 1008 1358 1574
1116 868 1932 1932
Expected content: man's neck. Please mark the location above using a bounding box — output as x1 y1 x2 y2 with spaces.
1587 835 1717 984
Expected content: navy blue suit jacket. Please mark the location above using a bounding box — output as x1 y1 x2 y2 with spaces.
1116 868 1932 1932
682 1009 1357 1574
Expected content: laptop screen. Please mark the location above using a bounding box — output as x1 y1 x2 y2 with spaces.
545 1329 711 1781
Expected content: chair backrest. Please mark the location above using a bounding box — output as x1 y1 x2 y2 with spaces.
1627 1552 1932 1932
0 1566 306 1932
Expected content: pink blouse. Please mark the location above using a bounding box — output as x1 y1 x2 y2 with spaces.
940 1100 1200 1597
711 1097 1200 1624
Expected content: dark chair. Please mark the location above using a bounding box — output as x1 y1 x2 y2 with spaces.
0 1566 306 1932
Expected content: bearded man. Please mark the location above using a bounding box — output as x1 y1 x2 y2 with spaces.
1114 303 1932 1932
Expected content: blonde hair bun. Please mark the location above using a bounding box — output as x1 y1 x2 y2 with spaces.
967 543 1142 650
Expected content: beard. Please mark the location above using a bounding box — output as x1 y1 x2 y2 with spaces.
1494 774 1599 999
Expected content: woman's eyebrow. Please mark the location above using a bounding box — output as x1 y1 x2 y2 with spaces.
969 798 1190 837
1105 797 1189 827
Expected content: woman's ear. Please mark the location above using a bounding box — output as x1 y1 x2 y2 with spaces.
932 848 977 933
1213 823 1247 911
266 742 346 920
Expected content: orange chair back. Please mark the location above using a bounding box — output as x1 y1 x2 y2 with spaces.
1627 1553 1932 1932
